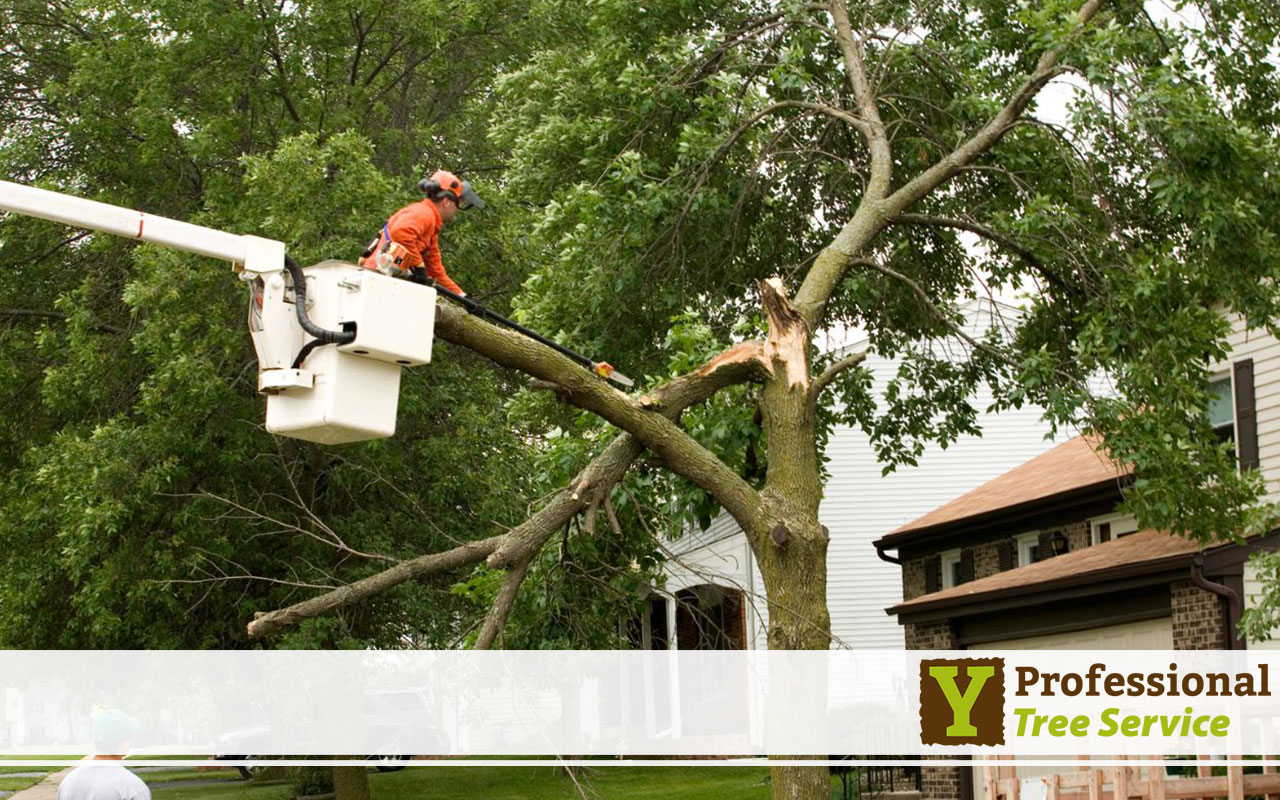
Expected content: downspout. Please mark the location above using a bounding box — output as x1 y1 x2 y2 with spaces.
875 542 901 565
1191 556 1243 650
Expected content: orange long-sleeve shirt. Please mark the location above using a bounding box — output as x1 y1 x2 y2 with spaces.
361 199 464 295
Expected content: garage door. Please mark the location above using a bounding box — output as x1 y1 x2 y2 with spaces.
969 618 1172 798
968 617 1173 650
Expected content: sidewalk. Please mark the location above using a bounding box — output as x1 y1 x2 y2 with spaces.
8 769 71 800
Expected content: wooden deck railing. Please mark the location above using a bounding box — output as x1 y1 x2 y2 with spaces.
982 759 1280 800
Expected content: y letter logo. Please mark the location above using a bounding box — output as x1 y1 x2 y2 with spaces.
919 658 1005 745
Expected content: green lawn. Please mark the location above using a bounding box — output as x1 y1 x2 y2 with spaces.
371 766 777 799
141 764 842 800
0 765 58 775
140 768 243 784
150 782 292 800
0 775 46 792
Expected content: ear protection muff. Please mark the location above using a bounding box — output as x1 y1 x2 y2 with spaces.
418 171 485 210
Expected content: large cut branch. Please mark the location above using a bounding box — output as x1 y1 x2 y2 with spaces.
473 558 531 650
247 536 505 638
247 338 767 640
434 302 764 527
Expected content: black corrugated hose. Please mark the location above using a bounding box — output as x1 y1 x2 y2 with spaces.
285 255 355 368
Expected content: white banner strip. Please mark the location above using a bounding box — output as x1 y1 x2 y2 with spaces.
3 650 1280 756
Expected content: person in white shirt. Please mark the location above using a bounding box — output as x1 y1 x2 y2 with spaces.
57 709 150 800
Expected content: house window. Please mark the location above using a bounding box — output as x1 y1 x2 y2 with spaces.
1208 374 1235 446
940 549 962 589
1204 360 1259 472
1091 513 1138 545
1014 532 1041 566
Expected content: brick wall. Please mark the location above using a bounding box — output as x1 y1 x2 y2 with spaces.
921 762 965 800
973 540 1002 580
1062 520 1090 553
901 520 1096 602
904 557 927 601
905 620 956 650
1171 579 1226 649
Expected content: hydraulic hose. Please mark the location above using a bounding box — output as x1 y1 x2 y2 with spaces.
284 255 356 345
291 338 326 370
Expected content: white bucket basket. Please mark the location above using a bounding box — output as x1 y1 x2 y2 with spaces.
265 261 436 444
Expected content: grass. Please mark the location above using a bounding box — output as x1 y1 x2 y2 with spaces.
140 768 243 784
150 782 292 800
0 765 58 775
134 763 840 800
371 765 777 799
0 775 47 792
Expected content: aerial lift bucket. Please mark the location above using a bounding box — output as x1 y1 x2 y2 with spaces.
0 180 433 444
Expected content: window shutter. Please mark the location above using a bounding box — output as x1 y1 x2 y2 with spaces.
1234 359 1259 471
924 555 941 594
959 548 975 584
997 539 1015 571
1038 531 1055 560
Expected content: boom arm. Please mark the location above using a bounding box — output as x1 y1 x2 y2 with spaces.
0 179 285 275
0 178 327 397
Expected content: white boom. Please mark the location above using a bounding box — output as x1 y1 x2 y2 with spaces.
0 179 437 444
0 179 285 274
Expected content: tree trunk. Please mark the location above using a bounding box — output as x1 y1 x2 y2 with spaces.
752 279 834 800
758 516 832 800
332 766 372 800
772 762 833 800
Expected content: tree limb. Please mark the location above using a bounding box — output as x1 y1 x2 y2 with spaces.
246 535 505 639
828 0 892 197
793 0 1105 328
853 257 1014 366
247 336 767 640
890 0 1105 211
434 301 765 528
473 558 531 650
0 308 127 336
812 349 868 396
895 213 1072 292
672 100 870 237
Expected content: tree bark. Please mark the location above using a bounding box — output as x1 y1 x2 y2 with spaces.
750 280 834 800
772 762 833 800
332 765 371 800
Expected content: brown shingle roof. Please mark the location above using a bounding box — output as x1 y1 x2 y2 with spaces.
879 435 1130 544
886 528 1203 616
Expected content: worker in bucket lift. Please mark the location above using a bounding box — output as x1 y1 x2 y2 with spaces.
359 170 485 296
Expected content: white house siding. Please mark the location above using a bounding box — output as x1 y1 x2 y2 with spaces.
662 513 767 650
1219 317 1280 503
667 301 1062 650
1217 318 1280 649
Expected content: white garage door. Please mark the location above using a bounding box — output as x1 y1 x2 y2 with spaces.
968 617 1173 650
968 617 1172 798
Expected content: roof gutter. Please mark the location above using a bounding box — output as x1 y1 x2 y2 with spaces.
875 478 1130 553
1190 556 1243 650
888 551 1199 620
875 541 901 565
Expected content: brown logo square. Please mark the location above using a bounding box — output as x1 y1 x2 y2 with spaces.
919 657 1005 745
